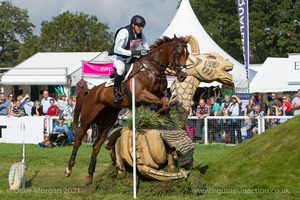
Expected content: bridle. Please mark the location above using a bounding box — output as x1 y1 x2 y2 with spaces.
140 41 188 76
170 43 188 74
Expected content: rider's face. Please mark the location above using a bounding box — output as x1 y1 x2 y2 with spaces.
132 24 144 34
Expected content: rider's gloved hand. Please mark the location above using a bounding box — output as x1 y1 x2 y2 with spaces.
131 50 142 57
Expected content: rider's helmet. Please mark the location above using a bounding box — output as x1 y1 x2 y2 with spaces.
130 15 146 27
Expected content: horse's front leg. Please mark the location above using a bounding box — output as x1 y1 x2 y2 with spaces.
138 91 169 113
64 126 87 177
157 96 170 113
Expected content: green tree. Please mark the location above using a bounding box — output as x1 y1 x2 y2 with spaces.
18 11 113 62
190 0 300 64
0 1 34 68
39 11 113 52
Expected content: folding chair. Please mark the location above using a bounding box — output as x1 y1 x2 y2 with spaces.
52 134 67 147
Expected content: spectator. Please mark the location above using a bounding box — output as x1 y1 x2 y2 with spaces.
248 104 265 137
195 98 211 143
280 95 292 116
244 98 255 139
209 96 221 143
7 94 14 116
268 103 282 128
253 93 261 105
220 95 231 111
11 100 26 117
0 92 11 116
62 98 75 126
57 93 67 116
46 99 59 116
220 95 231 143
41 90 54 115
292 89 300 116
31 100 44 116
227 94 242 144
186 100 197 141
20 94 34 116
267 92 282 116
38 116 68 147
72 95 77 105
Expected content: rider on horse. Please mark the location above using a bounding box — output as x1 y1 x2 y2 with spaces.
109 15 150 103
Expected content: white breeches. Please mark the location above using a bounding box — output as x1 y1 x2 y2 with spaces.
110 55 125 75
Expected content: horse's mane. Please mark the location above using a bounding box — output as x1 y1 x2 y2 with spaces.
148 36 177 50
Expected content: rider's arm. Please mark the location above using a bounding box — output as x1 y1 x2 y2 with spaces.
141 32 150 51
113 29 132 57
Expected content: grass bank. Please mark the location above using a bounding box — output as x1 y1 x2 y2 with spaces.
0 116 299 199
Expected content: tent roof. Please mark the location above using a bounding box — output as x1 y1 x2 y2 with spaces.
250 57 300 93
162 0 248 91
1 52 101 85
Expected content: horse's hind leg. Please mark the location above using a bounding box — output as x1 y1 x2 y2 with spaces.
85 107 120 185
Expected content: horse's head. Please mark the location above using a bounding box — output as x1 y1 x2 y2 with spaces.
169 35 189 82
187 52 233 84
147 35 189 82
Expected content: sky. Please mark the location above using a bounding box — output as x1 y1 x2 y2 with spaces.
10 0 181 44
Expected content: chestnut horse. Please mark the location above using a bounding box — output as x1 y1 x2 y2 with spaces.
64 35 190 185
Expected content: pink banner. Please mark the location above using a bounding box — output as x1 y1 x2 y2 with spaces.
82 62 114 76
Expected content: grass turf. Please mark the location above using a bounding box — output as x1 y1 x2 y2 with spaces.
0 115 299 199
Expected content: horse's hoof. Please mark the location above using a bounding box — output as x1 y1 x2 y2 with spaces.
64 168 71 177
86 175 93 185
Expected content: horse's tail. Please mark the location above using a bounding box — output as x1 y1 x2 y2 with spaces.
72 89 91 133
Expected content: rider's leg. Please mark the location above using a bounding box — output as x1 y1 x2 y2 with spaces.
114 73 123 103
112 57 125 103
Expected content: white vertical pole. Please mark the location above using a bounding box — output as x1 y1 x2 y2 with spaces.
21 123 25 164
132 78 137 199
204 117 208 145
21 122 26 189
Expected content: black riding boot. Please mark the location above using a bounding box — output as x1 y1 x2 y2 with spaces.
113 73 122 103
109 68 116 79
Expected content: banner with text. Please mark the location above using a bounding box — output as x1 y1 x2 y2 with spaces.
237 0 249 80
82 62 114 76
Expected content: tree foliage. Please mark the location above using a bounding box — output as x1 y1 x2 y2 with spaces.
0 1 34 68
18 11 113 63
190 0 300 64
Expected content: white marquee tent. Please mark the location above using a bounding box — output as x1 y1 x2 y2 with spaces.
1 52 102 86
162 0 248 92
250 54 300 93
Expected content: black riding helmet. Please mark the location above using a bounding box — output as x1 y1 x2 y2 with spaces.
131 15 146 27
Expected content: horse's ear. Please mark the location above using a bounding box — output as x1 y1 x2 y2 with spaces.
174 34 178 42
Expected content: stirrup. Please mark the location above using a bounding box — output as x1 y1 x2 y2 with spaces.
114 92 122 103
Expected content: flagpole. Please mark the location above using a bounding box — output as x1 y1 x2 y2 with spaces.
247 0 250 93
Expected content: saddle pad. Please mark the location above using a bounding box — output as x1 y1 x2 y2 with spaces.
105 80 114 88
104 63 134 88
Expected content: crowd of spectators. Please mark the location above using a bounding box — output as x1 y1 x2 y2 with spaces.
186 89 300 144
0 90 76 147
1 88 300 145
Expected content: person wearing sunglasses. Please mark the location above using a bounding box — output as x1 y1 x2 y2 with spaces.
109 15 149 103
267 93 282 117
280 95 292 116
